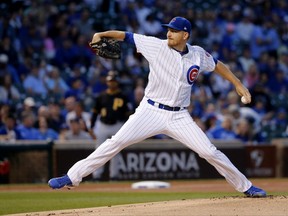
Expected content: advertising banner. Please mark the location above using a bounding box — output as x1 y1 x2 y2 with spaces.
245 146 276 177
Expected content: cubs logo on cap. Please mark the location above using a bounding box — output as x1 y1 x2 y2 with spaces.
162 17 192 33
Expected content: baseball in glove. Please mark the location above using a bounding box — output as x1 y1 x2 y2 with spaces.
89 37 121 59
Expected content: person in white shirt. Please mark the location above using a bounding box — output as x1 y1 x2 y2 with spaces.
66 101 91 130
48 17 266 197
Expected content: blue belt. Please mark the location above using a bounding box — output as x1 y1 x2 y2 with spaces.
147 99 186 111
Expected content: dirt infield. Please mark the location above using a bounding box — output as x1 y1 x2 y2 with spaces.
10 196 288 216
5 179 288 216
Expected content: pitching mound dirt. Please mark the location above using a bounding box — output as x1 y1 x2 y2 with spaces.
10 195 288 216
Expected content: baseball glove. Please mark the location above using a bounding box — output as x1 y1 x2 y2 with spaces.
89 38 121 59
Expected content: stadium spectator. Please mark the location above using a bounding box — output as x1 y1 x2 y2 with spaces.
67 64 88 88
42 28 56 61
86 58 107 84
206 115 237 140
23 62 48 97
132 78 145 109
135 1 151 27
235 9 255 50
61 96 77 120
278 50 288 77
34 105 50 127
38 116 59 140
251 98 268 120
73 35 94 67
47 102 66 133
0 113 21 141
17 112 42 140
122 1 138 29
220 23 240 59
0 104 12 128
238 46 256 74
267 69 288 94
0 74 21 104
203 113 218 133
141 13 162 36
89 71 108 96
61 118 92 140
0 53 20 85
242 63 260 89
272 0 288 19
64 77 85 100
16 97 38 122
19 23 44 56
250 19 280 60
0 36 19 67
209 71 233 99
226 91 240 106
66 101 91 130
53 38 78 69
228 104 262 135
272 108 288 133
234 117 254 143
235 117 264 144
43 66 69 97
74 8 94 38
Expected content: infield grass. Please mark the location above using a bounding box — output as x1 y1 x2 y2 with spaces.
1 190 239 215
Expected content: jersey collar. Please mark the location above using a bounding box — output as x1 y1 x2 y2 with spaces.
172 45 189 56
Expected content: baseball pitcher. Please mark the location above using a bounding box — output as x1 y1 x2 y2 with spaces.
49 17 266 197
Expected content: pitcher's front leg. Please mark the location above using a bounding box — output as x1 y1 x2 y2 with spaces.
67 136 125 185
67 103 167 186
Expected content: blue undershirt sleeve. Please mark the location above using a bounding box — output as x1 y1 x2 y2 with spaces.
124 32 135 45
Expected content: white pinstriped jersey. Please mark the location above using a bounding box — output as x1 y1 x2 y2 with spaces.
134 33 216 107
66 32 253 194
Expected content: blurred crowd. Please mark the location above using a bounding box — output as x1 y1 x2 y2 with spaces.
0 0 287 144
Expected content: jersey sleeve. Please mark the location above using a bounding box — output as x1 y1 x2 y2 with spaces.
133 33 162 62
124 32 135 44
199 47 217 72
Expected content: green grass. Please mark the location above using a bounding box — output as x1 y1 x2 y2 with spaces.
0 191 239 215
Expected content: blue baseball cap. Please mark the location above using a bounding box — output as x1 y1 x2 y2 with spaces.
162 17 192 33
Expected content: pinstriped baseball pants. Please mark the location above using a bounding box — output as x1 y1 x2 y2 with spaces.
68 98 252 192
